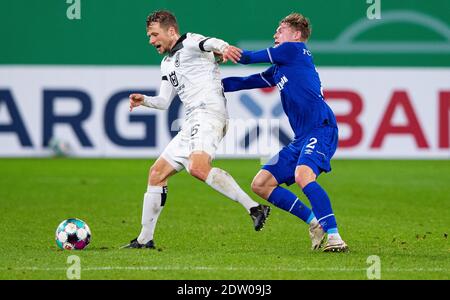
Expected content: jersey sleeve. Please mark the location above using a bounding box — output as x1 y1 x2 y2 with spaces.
222 66 275 92
142 80 176 110
140 58 176 110
185 33 229 54
160 56 168 81
239 42 299 65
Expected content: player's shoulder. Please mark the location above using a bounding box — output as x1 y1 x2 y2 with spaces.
160 56 169 73
277 42 313 63
182 33 211 52
160 55 170 65
277 41 306 51
186 32 208 43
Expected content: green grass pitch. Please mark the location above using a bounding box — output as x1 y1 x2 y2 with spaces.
0 158 449 280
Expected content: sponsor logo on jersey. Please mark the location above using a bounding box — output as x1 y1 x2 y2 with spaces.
276 75 288 91
175 52 180 67
169 71 179 87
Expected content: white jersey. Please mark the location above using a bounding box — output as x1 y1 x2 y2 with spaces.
160 33 228 118
141 33 231 167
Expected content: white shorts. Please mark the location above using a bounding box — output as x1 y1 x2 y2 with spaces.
161 111 228 172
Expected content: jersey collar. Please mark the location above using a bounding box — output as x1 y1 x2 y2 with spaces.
169 33 187 56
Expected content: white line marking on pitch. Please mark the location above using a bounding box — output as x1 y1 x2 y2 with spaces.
1 266 447 273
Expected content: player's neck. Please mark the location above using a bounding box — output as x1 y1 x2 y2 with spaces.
169 34 181 50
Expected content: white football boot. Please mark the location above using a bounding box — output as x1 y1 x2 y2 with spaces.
322 235 349 253
309 221 326 250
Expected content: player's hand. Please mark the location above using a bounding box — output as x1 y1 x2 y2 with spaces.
129 93 144 112
222 45 242 64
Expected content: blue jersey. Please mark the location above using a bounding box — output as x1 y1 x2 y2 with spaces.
223 42 337 140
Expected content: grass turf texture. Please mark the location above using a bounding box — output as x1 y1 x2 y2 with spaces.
0 158 449 280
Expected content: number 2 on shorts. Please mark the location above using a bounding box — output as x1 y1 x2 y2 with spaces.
306 137 317 149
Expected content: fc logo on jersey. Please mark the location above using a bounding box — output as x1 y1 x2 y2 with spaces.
175 52 180 67
169 71 179 87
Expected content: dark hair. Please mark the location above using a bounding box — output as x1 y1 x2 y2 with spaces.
146 10 179 32
280 13 311 41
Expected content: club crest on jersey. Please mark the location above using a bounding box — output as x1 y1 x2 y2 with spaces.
169 71 179 87
175 52 180 67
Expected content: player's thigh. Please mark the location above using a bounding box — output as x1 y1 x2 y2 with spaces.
297 126 338 177
261 144 299 186
160 132 190 172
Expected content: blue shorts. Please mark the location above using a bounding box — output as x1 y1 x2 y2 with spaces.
262 126 338 185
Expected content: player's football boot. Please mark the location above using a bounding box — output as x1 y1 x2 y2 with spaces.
309 222 326 250
322 236 349 253
121 238 155 249
249 204 271 231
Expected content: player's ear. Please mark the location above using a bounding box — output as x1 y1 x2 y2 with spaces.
294 30 302 41
168 26 176 37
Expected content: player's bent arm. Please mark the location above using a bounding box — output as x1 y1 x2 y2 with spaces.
222 72 275 92
142 80 176 110
187 33 241 63
200 37 229 54
186 33 229 54
222 66 276 92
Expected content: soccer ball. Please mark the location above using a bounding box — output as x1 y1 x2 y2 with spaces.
55 218 91 250
48 137 71 157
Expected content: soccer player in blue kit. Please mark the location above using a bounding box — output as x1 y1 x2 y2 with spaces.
222 13 348 252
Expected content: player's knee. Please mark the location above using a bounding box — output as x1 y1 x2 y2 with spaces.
149 165 165 185
251 176 274 199
188 165 209 181
295 166 316 188
295 176 311 189
251 177 265 196
188 152 211 181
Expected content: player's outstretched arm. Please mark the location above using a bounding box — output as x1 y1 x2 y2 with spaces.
129 80 176 112
239 42 297 65
222 66 276 92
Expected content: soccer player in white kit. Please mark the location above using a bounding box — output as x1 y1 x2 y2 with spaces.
123 10 270 248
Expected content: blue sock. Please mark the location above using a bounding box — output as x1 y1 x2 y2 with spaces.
302 181 338 233
268 186 315 224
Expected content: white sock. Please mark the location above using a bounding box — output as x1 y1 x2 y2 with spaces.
205 167 259 212
137 185 167 244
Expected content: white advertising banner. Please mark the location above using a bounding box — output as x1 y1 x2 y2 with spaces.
0 66 449 158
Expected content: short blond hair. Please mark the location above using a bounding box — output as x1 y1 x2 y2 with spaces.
280 13 311 41
147 10 179 33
